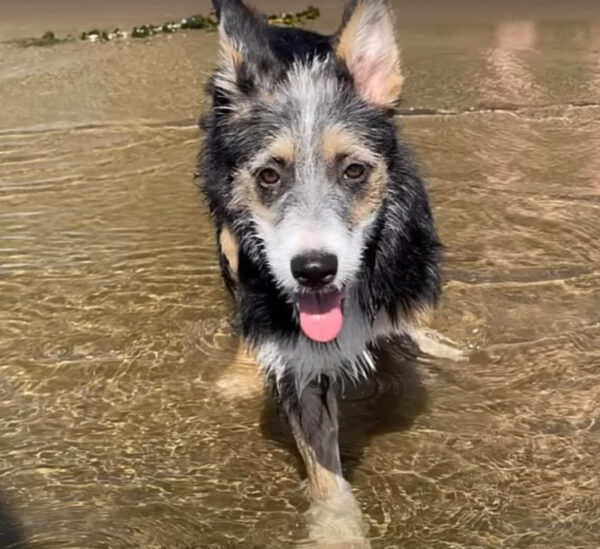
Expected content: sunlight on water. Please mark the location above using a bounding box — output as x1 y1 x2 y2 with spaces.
0 6 599 548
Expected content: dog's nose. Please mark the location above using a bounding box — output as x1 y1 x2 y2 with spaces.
291 252 338 289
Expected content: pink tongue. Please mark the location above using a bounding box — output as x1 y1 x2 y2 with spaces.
297 291 344 343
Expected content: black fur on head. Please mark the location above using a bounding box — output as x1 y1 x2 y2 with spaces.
199 0 442 355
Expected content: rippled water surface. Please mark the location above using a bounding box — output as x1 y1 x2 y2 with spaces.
1 4 599 548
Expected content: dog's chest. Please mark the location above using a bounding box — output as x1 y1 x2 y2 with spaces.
255 298 396 385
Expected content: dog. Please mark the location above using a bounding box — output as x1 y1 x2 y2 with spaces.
198 0 442 535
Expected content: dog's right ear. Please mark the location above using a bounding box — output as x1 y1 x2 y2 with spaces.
211 0 275 98
213 0 257 50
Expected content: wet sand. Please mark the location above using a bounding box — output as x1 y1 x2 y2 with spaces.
1 1 600 548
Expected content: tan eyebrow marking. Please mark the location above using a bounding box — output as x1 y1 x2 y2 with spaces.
321 124 378 164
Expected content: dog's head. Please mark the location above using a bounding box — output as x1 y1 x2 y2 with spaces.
204 0 405 343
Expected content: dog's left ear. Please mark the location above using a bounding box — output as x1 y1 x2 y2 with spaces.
335 0 403 108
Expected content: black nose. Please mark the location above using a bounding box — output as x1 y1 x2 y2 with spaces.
291 252 338 289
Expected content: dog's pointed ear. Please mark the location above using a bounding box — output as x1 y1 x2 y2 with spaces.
213 0 257 45
212 0 275 97
335 0 403 108
213 0 254 65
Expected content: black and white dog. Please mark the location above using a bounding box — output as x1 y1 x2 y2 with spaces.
199 0 442 534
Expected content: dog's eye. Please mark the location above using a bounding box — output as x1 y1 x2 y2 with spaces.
344 163 366 180
258 168 280 186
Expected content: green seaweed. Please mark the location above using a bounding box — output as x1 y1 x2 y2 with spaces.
131 25 162 38
162 22 179 34
6 5 320 48
10 31 75 48
267 5 320 25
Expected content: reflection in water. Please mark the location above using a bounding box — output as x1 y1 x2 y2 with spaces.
478 21 541 194
0 12 600 549
485 20 540 105
593 22 600 83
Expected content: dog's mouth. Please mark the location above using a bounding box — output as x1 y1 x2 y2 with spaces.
296 289 345 343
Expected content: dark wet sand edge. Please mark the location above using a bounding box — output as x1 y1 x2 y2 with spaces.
2 0 600 41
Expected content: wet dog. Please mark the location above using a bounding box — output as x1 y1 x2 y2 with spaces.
199 0 442 537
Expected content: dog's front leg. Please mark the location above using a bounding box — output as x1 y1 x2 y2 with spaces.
277 375 368 544
278 375 344 501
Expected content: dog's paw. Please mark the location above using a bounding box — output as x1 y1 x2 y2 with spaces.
407 327 468 362
300 489 371 548
212 345 263 400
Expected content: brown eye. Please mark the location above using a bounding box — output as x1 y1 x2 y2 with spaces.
258 168 280 186
344 163 365 180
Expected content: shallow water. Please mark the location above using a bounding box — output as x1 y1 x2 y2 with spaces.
1 5 599 549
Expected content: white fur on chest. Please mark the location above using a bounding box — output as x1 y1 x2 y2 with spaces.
255 296 399 390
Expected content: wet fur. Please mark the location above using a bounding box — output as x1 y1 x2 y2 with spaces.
198 0 442 531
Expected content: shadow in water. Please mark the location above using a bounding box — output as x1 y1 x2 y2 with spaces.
0 492 27 549
259 334 428 484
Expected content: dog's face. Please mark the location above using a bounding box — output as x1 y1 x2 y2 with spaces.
208 0 404 342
